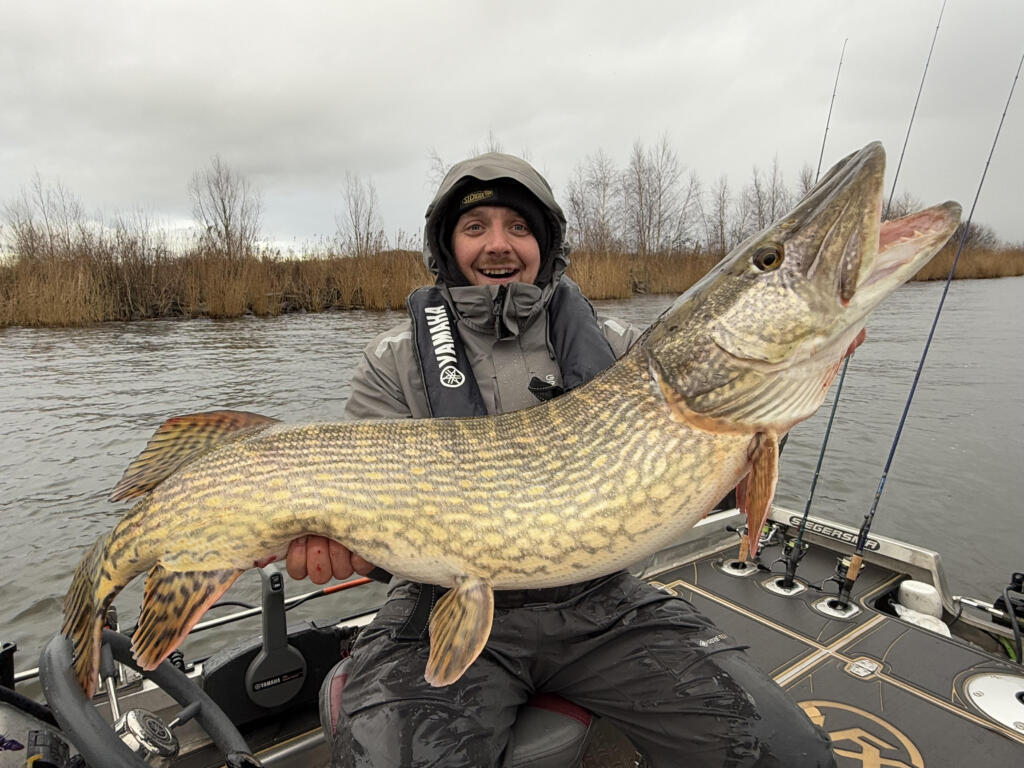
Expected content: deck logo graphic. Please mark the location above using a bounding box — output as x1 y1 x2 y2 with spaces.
424 305 465 388
798 700 923 767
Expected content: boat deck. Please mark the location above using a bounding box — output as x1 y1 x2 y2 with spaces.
623 517 1024 766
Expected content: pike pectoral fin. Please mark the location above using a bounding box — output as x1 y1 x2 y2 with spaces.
110 410 280 502
132 565 242 670
738 433 780 559
425 577 494 687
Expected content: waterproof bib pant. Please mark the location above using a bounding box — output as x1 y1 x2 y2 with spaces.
332 573 835 767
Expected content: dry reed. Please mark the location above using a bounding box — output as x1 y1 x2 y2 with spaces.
2 239 1021 328
913 243 1024 281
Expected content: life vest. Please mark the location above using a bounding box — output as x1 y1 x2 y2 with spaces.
407 281 616 417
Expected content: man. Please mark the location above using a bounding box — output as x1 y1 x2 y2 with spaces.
288 153 835 767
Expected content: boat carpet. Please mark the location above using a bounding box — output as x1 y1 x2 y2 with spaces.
650 542 1024 765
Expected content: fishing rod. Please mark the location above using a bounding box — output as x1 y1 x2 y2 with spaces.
885 0 948 218
833 50 1024 613
765 36 851 581
775 4 947 590
815 38 847 182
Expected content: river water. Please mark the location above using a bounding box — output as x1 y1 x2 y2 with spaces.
2 277 1022 676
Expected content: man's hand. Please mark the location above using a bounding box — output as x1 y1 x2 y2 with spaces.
286 536 375 585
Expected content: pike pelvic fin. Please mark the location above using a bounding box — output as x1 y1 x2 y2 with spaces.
61 534 128 698
425 577 494 687
132 564 241 671
736 432 780 559
109 410 280 502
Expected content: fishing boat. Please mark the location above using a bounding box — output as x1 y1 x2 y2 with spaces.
1 499 1021 767
5 44 1023 765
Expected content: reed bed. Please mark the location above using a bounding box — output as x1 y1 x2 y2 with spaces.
565 251 633 299
913 243 1024 281
2 241 1022 328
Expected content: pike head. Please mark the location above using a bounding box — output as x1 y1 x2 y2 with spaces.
643 141 961 554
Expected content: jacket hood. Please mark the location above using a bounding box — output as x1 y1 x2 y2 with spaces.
423 153 570 288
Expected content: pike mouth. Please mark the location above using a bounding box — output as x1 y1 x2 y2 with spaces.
857 204 960 293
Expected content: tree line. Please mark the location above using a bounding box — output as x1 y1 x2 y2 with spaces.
562 134 1003 257
0 137 1009 266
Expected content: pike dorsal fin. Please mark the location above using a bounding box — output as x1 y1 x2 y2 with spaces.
109 410 279 502
425 576 494 687
132 564 242 670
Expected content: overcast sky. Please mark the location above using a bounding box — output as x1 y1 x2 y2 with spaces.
2 0 1021 251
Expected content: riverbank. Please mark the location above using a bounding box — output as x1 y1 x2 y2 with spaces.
2 244 1022 328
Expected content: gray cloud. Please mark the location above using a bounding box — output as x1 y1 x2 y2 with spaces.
1 0 1021 245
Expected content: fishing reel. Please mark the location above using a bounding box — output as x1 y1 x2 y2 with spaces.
773 536 810 575
763 536 811 595
718 521 781 577
809 554 862 619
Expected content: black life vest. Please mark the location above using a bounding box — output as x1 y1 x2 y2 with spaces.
407 281 616 418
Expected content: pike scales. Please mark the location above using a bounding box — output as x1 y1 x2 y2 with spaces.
61 142 961 696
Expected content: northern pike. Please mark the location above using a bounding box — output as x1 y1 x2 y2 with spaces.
63 141 960 697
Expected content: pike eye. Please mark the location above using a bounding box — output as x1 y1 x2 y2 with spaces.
753 245 783 271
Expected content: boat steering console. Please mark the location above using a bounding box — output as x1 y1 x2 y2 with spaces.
38 628 262 768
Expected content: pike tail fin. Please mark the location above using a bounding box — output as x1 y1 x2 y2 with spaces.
61 534 126 699
131 565 242 671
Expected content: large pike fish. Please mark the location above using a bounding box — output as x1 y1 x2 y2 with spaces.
63 141 960 697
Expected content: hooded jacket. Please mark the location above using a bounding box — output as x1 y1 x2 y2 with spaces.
344 153 637 421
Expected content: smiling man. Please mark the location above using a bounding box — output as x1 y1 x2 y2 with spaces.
289 153 835 767
449 188 543 286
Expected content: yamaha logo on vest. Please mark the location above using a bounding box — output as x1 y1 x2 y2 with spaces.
424 306 466 388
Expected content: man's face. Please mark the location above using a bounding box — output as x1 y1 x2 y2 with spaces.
452 205 541 286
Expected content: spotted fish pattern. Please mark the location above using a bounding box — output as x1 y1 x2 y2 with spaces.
61 142 961 696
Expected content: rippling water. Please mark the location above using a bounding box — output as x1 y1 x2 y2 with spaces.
2 278 1022 675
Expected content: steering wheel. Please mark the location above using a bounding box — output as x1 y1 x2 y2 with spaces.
39 629 262 768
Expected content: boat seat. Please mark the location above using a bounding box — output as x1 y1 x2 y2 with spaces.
319 657 593 767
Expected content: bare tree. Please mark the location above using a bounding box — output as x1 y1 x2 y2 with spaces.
796 163 816 197
700 175 731 256
730 190 756 249
743 157 791 231
621 135 698 256
338 172 387 257
425 131 522 193
883 190 923 220
468 128 504 157
425 147 449 192
764 156 791 224
949 221 999 250
566 149 621 253
745 166 769 231
565 163 589 249
188 155 263 257
3 173 89 259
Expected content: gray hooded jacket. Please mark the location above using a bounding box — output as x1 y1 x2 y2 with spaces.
344 153 637 420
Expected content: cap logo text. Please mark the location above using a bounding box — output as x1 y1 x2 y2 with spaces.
461 190 494 207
